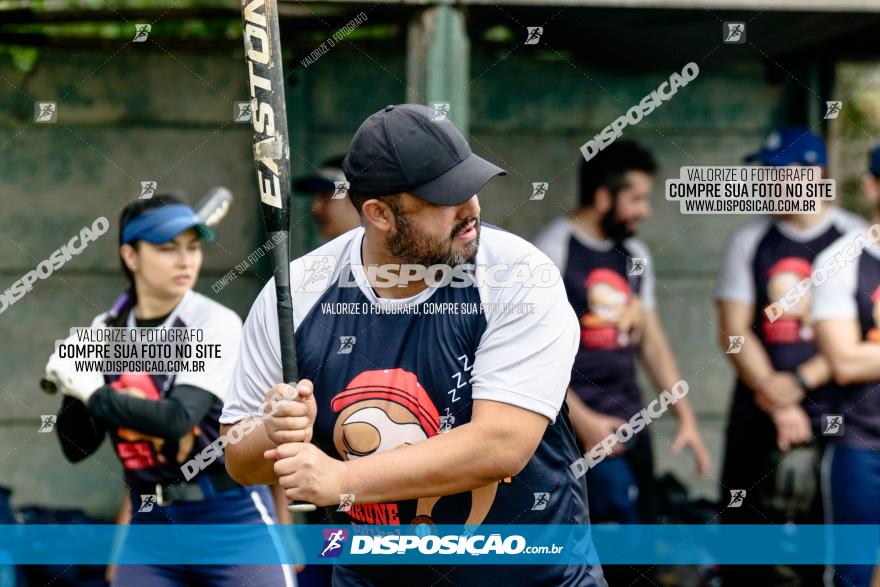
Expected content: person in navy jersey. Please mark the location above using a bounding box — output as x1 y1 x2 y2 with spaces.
221 104 607 587
46 195 295 587
812 143 880 587
715 127 864 586
533 141 710 586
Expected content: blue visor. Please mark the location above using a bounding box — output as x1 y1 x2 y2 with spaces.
122 204 216 245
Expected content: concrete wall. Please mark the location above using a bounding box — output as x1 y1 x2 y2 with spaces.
0 36 839 516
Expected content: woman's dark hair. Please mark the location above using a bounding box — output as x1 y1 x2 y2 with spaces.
115 194 186 318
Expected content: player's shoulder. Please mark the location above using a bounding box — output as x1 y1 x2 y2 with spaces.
248 227 360 314
531 216 573 248
476 224 567 308
288 226 360 293
479 223 556 267
724 217 773 251
829 206 867 233
731 216 773 240
815 227 868 267
531 216 574 269
243 226 363 327
179 291 242 329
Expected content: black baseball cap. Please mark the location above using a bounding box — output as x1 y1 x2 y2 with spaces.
342 104 506 206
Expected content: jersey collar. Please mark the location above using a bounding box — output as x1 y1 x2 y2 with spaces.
125 289 192 329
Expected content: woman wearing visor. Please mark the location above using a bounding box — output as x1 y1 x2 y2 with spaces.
47 194 295 587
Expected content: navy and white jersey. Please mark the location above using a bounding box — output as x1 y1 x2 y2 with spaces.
812 228 880 450
532 216 655 421
90 290 242 487
716 207 865 423
222 225 606 586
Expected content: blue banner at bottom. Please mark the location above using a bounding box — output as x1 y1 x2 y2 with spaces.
0 525 876 565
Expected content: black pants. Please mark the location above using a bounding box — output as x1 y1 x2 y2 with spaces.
720 402 824 586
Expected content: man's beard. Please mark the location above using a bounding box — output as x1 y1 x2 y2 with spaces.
600 199 635 242
386 204 480 268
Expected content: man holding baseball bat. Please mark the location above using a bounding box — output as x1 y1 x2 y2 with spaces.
221 104 608 586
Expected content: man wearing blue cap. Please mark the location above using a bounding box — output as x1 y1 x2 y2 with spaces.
222 104 608 586
716 127 864 585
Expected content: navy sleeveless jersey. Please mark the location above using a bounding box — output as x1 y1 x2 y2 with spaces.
533 217 654 421
716 209 865 423
813 229 880 450
222 225 607 586
90 290 242 488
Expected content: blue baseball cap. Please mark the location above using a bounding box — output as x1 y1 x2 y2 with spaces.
746 126 827 166
122 204 215 245
869 143 880 177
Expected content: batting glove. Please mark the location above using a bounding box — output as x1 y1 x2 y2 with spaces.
44 334 105 404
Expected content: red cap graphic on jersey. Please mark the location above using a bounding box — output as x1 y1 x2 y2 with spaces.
330 368 499 526
584 267 631 294
768 257 812 279
331 368 440 440
766 257 813 316
581 267 640 349
764 256 815 343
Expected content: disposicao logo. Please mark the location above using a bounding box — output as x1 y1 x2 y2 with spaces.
320 528 349 558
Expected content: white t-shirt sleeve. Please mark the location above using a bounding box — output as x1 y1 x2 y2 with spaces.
831 207 868 234
812 232 861 322
220 282 283 423
531 217 571 270
470 249 579 424
175 307 242 402
715 221 766 304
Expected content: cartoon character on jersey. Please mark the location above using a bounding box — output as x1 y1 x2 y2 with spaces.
330 368 499 526
580 268 641 349
763 257 814 343
868 286 880 342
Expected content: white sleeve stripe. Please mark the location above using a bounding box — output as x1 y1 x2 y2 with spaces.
811 231 861 322
715 220 769 303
